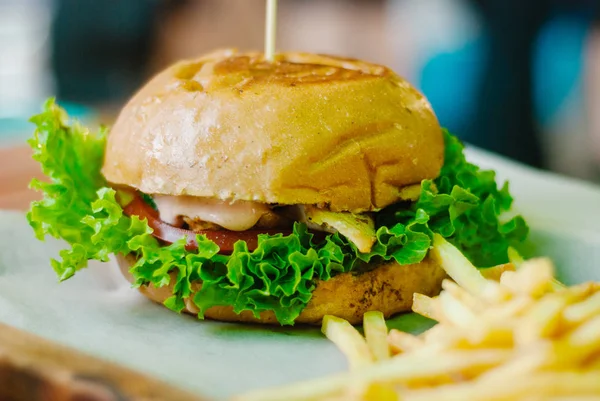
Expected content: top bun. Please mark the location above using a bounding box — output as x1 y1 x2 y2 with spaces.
102 49 444 212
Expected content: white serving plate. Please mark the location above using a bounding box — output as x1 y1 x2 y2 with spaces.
0 146 599 400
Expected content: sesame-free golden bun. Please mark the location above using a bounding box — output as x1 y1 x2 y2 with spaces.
116 254 446 325
102 49 444 212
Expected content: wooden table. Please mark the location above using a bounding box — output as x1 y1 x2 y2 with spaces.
0 146 43 211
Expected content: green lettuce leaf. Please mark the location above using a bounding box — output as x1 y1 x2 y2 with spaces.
27 100 154 280
27 100 528 325
395 132 528 267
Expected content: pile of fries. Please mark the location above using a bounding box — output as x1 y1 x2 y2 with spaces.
236 234 600 401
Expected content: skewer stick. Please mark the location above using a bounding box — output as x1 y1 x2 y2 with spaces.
265 0 278 62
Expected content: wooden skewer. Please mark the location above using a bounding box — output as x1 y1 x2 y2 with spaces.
264 0 278 62
0 323 208 401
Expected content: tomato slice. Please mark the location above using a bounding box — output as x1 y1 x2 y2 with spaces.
122 195 294 253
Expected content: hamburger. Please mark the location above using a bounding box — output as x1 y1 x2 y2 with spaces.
27 49 528 325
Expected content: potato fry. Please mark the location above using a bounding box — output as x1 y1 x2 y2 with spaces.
565 315 600 357
363 311 391 361
585 356 600 370
411 293 443 322
499 270 519 290
514 294 569 345
508 250 565 291
438 291 477 328
430 234 490 296
561 283 600 303
564 291 600 324
480 296 532 321
475 343 550 382
480 262 516 281
552 315 600 366
361 382 400 401
432 235 512 304
404 372 600 401
441 279 483 313
464 321 515 349
359 348 510 385
481 371 600 398
388 329 424 354
235 349 509 401
511 258 555 297
322 315 374 371
545 398 600 401
419 323 463 348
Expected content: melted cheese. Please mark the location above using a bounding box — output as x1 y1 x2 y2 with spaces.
153 195 270 232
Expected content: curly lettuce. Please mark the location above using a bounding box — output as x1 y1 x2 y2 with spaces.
27 99 528 325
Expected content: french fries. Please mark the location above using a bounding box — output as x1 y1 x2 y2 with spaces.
235 236 600 401
411 293 442 321
322 315 374 371
564 291 600 323
430 234 490 296
387 329 424 354
363 311 391 361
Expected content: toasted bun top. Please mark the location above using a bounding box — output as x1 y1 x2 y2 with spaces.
102 49 444 212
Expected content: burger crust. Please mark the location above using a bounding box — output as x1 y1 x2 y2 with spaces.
103 49 444 212
117 254 446 325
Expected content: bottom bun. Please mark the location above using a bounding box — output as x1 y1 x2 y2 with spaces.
117 254 445 325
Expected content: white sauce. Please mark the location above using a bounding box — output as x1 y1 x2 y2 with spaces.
153 195 270 232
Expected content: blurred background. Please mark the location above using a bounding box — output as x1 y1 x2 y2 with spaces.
1 0 600 183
